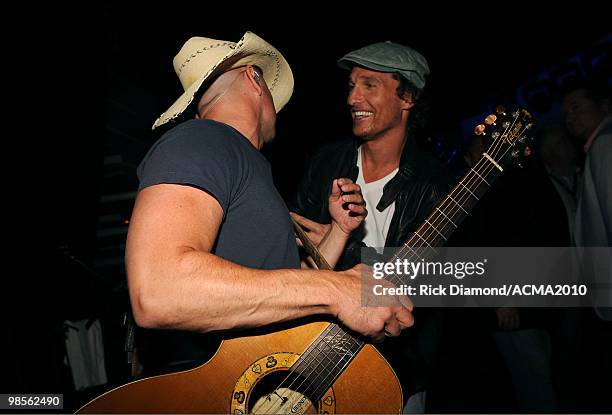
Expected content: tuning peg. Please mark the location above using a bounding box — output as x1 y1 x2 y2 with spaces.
484 114 497 125
474 124 486 135
512 149 520 158
495 105 506 115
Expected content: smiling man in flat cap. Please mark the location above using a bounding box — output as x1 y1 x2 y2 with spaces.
292 41 454 413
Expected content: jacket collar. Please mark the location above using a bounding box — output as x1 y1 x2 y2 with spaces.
356 133 420 212
346 133 422 212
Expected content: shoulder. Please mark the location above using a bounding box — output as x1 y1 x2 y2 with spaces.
141 120 253 171
154 119 242 152
137 119 249 185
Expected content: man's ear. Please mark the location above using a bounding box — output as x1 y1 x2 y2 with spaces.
401 91 415 111
246 66 263 95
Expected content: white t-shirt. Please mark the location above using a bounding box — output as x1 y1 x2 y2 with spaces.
356 147 399 251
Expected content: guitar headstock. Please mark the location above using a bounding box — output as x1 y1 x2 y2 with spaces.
473 105 536 168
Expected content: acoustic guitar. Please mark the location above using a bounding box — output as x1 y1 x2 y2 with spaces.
78 107 534 413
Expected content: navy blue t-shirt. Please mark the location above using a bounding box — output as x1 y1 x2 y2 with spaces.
135 119 299 372
138 119 299 270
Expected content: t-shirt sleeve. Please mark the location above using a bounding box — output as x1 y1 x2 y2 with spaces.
137 126 238 213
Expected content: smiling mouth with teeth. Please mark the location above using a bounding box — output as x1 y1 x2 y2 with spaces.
353 111 374 119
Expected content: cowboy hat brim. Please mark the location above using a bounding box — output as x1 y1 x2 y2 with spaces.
153 31 293 130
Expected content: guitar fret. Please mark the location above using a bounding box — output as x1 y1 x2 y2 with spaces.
311 353 333 377
411 231 439 255
326 344 356 361
402 241 423 260
322 334 358 360
317 345 336 360
303 331 359 400
447 194 468 214
435 206 457 228
310 363 348 402
292 325 336 376
425 219 447 241
308 338 360 402
458 180 479 200
471 168 490 186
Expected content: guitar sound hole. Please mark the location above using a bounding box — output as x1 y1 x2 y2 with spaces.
248 371 317 414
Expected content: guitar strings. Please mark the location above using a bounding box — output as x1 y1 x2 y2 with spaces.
260 111 531 413
254 323 340 413
257 324 363 414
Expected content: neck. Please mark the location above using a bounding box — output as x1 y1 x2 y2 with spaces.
202 107 262 150
360 130 407 182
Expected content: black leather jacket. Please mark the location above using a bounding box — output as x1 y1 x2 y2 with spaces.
292 136 454 394
293 136 454 268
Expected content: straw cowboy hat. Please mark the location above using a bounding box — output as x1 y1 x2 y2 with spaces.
153 31 294 130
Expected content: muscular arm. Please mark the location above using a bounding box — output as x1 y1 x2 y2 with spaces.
127 184 335 332
126 184 410 338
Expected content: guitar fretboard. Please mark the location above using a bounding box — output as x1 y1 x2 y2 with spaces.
288 323 363 401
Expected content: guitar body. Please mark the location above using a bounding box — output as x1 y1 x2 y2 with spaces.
78 322 402 413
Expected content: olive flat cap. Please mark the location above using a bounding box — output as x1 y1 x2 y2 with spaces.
338 41 430 90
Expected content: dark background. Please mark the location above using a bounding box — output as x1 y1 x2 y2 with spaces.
6 3 610 412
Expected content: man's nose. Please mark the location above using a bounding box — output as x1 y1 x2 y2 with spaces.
348 87 362 106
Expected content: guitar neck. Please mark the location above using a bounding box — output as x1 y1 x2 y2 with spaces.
389 155 503 266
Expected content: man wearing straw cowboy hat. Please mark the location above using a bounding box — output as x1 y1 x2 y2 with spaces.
125 31 414 375
291 41 454 412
